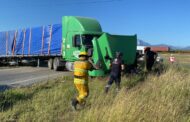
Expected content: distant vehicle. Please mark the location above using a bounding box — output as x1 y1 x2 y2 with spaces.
0 16 137 76
137 46 146 55
136 46 163 62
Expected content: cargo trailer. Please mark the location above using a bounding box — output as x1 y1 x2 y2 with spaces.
0 16 137 76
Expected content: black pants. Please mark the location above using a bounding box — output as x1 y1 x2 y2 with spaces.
107 75 121 88
146 61 154 71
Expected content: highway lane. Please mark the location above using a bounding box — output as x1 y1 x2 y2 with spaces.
0 67 72 88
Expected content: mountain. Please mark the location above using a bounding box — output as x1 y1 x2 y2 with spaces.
137 39 190 51
182 46 190 50
137 39 151 46
153 44 180 50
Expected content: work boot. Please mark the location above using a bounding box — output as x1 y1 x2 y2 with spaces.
71 98 78 111
104 86 110 93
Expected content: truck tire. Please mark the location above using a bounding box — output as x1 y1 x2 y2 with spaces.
48 58 53 70
53 57 65 71
65 62 74 71
53 58 59 71
54 57 65 71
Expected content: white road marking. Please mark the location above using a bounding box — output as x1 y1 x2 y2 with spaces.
0 67 51 74
9 73 63 85
0 67 22 71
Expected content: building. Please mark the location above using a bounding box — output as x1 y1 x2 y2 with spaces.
150 46 170 52
137 46 169 54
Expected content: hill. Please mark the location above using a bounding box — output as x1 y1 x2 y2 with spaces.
137 39 151 46
183 46 190 51
0 65 190 122
138 39 190 50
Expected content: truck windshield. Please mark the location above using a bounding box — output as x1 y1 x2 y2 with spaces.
81 34 100 47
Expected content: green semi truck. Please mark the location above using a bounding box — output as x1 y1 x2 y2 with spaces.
62 16 137 76
0 16 137 77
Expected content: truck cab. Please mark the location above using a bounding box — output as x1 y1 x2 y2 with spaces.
62 16 137 76
62 16 102 61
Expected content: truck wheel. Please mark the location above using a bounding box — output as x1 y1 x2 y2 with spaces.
48 58 53 70
65 62 74 71
53 58 60 71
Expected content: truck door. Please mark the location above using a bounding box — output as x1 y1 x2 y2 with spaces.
64 32 81 61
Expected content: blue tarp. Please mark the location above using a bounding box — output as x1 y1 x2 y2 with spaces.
0 32 7 56
0 24 62 57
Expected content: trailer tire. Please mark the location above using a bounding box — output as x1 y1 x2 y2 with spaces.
48 58 53 70
53 58 60 71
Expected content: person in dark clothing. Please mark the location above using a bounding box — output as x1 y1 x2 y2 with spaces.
144 47 158 71
105 52 124 93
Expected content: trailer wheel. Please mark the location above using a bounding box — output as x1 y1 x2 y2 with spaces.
48 58 53 70
53 58 60 71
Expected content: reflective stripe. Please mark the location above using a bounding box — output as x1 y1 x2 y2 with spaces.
74 78 88 84
74 68 88 73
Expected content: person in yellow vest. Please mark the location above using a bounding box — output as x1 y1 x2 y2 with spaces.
71 51 97 110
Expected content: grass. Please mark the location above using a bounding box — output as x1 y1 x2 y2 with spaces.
0 64 190 122
160 53 190 68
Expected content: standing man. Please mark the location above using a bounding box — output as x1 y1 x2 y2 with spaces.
105 52 125 93
71 51 96 110
144 47 158 71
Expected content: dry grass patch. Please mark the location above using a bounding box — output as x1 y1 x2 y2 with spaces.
0 66 189 122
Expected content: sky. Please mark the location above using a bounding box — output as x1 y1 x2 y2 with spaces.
0 0 189 47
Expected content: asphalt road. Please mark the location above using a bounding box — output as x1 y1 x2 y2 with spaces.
0 67 72 89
